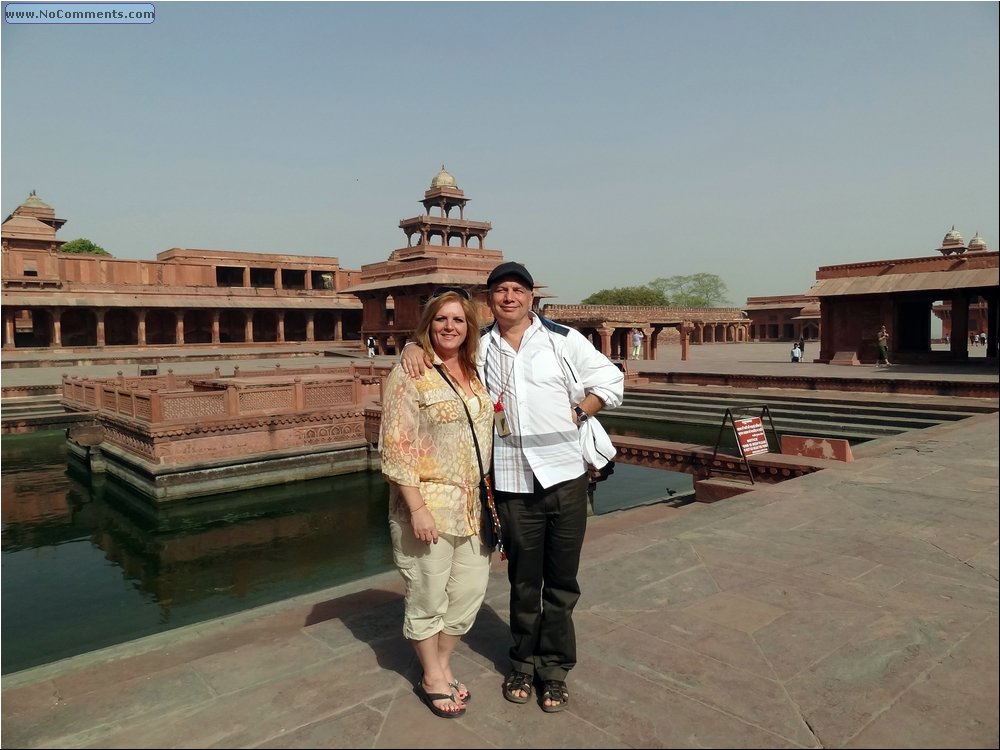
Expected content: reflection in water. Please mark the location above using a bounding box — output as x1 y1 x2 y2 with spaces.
1 426 691 675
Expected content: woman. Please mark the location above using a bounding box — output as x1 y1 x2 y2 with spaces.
378 287 494 719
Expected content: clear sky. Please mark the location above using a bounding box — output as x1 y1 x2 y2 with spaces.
2 1 997 306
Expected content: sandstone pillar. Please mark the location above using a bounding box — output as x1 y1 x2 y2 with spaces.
3 309 13 349
306 311 315 342
680 322 695 361
597 325 614 358
950 293 970 358
211 311 220 344
137 310 147 346
96 309 106 347
52 311 62 347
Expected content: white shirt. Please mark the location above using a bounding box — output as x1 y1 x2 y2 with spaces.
479 313 624 492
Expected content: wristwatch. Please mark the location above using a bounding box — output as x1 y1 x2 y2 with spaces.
574 406 589 423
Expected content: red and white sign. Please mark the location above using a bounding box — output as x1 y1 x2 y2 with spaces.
733 417 770 456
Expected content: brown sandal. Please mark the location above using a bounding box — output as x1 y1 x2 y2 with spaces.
502 670 533 704
540 679 569 713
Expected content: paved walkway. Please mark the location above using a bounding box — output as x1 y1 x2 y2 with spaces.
1 345 997 748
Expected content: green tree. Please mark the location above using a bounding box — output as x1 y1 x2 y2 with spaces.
581 286 669 306
59 238 111 256
649 273 730 307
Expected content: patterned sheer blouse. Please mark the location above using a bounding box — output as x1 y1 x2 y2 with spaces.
379 361 493 537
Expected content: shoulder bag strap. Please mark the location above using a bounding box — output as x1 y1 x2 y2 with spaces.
433 364 486 479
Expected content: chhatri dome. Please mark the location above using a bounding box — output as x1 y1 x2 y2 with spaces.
967 232 988 251
943 226 963 245
430 165 457 189
937 225 967 255
22 190 52 210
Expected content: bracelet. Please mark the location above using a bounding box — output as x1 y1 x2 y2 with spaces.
410 502 426 513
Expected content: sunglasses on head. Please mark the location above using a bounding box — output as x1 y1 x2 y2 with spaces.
431 286 471 300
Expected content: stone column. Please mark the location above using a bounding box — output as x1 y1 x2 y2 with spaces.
277 312 285 343
334 312 343 342
175 315 184 346
3 308 14 349
211 310 220 344
96 309 106 347
950 293 970 359
245 316 254 343
641 327 653 360
306 311 315 342
52 310 62 347
597 325 614 358
137 310 147 345
680 322 695 361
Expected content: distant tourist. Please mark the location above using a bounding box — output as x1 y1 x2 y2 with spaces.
378 287 493 719
366 335 377 358
630 328 644 360
791 343 802 363
876 325 892 367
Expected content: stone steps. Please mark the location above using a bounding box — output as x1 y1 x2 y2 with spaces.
609 387 993 443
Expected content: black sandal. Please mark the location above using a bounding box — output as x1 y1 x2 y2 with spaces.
540 679 569 713
502 670 533 704
415 684 466 719
449 678 471 704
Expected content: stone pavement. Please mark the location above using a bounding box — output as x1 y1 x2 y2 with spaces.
1 344 998 748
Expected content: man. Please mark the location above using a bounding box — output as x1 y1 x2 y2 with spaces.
366 335 377 359
401 261 624 713
876 325 891 367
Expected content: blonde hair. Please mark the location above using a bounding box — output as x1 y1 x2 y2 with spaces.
412 290 482 377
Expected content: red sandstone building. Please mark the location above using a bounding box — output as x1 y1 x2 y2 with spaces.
807 227 997 364
2 175 995 365
2 170 750 361
2 193 364 349
742 227 997 364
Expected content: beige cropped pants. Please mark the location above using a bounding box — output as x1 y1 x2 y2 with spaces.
389 520 491 642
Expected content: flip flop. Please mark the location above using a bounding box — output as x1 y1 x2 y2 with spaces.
449 679 471 704
415 684 466 719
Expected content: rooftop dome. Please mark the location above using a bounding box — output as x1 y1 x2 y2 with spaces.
938 225 967 255
430 165 457 189
21 190 52 210
968 232 988 251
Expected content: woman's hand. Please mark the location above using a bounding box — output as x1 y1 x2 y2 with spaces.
400 343 433 379
411 506 439 545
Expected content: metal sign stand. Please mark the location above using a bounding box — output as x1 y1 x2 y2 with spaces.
709 405 780 484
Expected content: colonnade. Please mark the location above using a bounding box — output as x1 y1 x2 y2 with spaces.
3 306 358 349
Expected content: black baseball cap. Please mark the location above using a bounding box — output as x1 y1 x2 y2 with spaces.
487 261 534 289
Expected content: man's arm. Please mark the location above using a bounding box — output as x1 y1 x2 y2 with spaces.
399 341 434 378
566 329 625 412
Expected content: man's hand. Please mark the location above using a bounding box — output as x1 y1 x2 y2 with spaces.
400 342 433 379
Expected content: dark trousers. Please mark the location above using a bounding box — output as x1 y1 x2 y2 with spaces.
495 472 589 682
